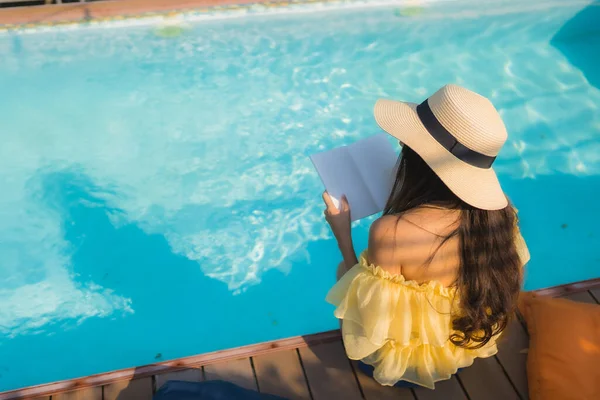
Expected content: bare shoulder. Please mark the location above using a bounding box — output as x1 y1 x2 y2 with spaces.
368 215 425 272
369 214 399 239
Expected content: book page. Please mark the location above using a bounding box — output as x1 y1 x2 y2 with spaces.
347 133 399 210
310 146 379 221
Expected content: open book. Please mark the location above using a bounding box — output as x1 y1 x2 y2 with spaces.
310 134 399 221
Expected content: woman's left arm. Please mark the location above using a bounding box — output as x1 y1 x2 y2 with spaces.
322 191 358 270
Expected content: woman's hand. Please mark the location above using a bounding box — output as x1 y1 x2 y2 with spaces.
323 191 358 268
322 191 351 240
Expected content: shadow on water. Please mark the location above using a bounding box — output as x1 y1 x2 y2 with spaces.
16 170 248 379
3 168 341 391
43 170 234 327
551 1 600 90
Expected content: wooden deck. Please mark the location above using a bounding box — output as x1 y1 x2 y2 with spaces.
20 287 600 400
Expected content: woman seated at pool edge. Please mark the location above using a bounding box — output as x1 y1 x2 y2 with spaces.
323 84 530 389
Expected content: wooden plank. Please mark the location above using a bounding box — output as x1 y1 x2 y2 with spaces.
534 278 600 297
458 356 519 400
350 360 414 400
563 291 597 304
299 341 362 400
52 387 102 400
590 288 600 304
155 367 203 390
204 358 257 391
252 349 310 400
495 318 529 399
103 378 153 400
413 376 467 400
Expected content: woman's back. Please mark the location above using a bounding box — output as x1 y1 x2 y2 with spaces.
326 208 529 388
369 207 461 287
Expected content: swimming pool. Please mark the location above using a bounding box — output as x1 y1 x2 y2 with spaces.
1 0 599 392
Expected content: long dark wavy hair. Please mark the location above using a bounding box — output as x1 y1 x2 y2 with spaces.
384 145 523 349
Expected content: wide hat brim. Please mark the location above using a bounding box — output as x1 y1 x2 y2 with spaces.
374 99 508 210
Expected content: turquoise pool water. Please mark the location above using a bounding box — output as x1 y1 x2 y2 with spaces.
1 0 599 391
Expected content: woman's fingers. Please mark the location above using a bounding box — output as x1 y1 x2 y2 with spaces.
323 191 351 216
340 195 350 212
322 191 338 213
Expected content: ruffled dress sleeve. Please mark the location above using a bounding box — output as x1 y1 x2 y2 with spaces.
326 252 499 389
515 228 530 266
513 207 530 266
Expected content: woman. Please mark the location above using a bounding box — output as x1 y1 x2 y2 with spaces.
323 84 530 389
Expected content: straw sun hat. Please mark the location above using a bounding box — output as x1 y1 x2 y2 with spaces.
374 84 508 210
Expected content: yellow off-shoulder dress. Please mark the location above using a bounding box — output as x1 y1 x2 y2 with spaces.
326 234 530 389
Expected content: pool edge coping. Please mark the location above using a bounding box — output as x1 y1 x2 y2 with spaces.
1 276 599 400
0 0 392 30
0 0 594 31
